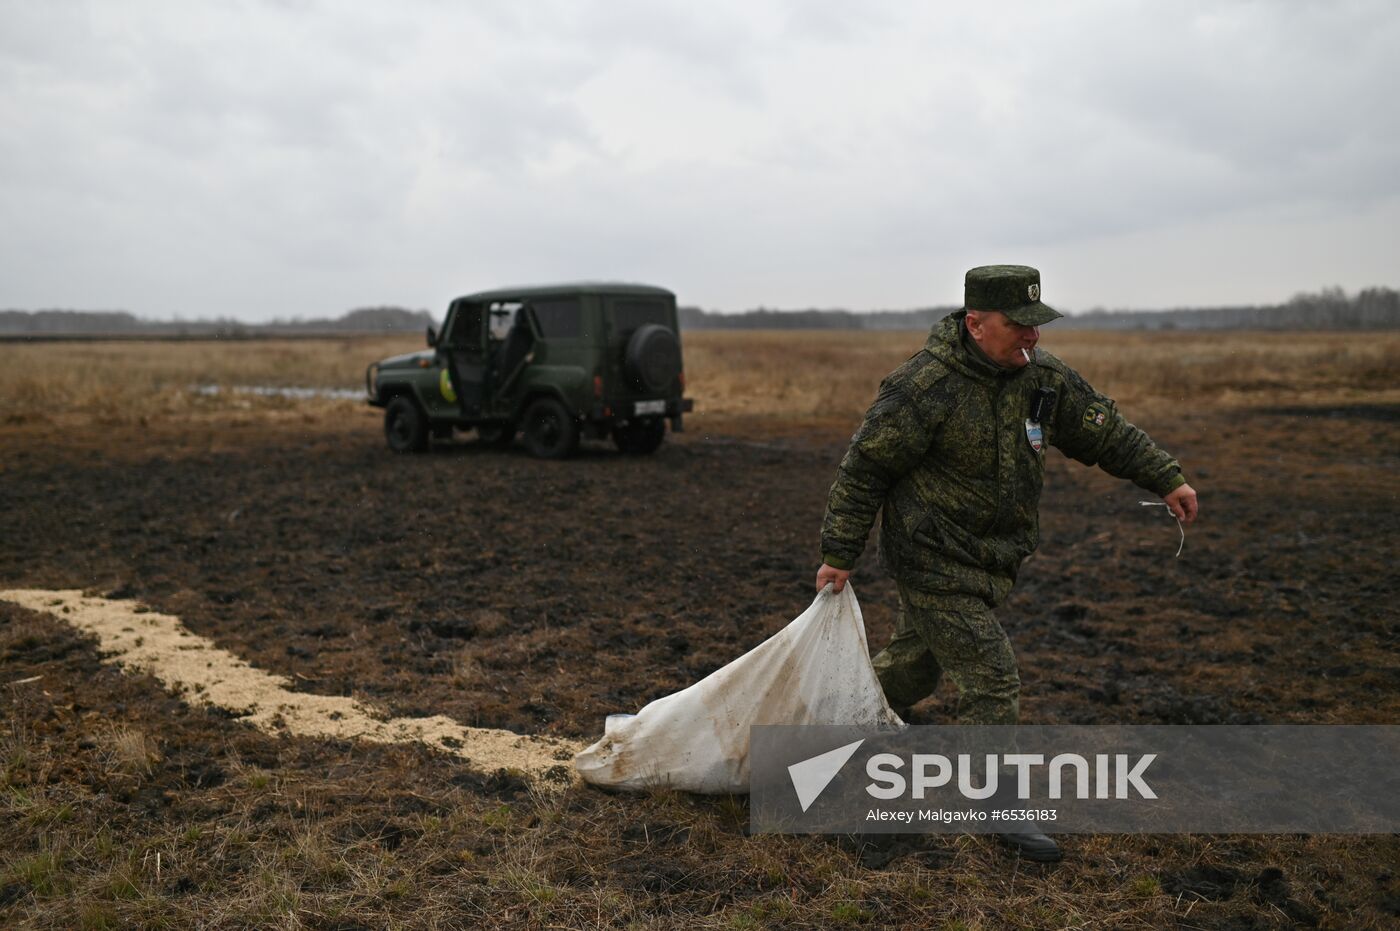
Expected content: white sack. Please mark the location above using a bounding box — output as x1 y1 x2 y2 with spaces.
574 584 903 794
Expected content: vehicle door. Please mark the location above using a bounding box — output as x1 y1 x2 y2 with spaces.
442 301 487 417
491 303 544 400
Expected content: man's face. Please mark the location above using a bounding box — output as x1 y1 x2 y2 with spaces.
966 310 1039 369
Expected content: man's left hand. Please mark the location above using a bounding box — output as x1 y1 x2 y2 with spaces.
1164 483 1198 524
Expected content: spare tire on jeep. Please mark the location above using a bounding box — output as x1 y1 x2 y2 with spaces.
624 324 682 394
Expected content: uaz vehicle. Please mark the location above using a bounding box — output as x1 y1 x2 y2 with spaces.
366 282 692 458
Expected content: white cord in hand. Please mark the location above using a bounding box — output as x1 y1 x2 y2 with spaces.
1139 501 1185 558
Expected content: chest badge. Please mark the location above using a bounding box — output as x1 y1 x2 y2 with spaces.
1024 418 1044 453
1025 386 1055 454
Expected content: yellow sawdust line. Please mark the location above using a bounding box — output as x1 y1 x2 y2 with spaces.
1 589 581 779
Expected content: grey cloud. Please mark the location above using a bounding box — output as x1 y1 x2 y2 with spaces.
779 0 896 42
0 1 1396 318
1055 5 1400 196
860 3 1400 252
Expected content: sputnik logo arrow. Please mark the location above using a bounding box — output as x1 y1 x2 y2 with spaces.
788 739 865 812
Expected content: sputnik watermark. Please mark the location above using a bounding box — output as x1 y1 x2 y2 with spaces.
752 725 1400 834
864 752 1156 800
788 738 864 812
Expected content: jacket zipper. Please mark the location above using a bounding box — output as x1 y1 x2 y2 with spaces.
990 378 1008 534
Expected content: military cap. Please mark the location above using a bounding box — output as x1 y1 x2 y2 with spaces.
964 265 1063 326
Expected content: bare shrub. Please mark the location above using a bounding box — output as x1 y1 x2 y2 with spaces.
451 648 483 689
100 727 160 780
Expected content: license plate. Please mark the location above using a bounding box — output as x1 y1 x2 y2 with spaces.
634 400 666 416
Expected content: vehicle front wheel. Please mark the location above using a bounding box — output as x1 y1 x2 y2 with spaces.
384 397 429 453
612 418 665 455
522 398 579 459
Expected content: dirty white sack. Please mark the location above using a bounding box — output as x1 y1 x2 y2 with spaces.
574 584 903 793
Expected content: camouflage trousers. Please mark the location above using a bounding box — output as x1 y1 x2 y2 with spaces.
870 582 1021 725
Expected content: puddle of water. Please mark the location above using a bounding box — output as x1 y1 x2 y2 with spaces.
192 384 365 401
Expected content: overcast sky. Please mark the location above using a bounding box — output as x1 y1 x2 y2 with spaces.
2 1 1397 320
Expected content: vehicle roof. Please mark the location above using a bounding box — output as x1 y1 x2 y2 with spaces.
453 281 674 304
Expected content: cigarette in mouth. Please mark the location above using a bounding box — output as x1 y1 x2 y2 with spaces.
1021 348 1031 363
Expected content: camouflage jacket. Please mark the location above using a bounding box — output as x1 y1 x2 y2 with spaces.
820 312 1186 605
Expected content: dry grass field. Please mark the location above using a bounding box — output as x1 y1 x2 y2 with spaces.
2 327 1398 929
685 328 1399 439
3 329 1395 431
0 337 414 427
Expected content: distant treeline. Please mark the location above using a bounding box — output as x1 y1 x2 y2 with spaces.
680 286 1399 331
4 287 1396 335
678 306 957 330
0 306 435 337
1057 286 1398 330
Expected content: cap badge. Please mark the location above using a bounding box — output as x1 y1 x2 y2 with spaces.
1028 283 1040 301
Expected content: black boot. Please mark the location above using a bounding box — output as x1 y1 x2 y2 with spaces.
986 775 1062 863
995 827 1061 863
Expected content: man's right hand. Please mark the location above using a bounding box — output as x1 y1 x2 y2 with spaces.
816 563 852 593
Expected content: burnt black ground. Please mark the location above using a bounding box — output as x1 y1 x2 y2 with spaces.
3 406 1397 735
2 404 1399 927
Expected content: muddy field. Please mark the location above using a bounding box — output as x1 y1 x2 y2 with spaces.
3 333 1399 928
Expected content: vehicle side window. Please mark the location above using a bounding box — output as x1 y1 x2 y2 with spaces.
532 298 583 338
488 302 521 341
448 304 484 350
611 300 670 337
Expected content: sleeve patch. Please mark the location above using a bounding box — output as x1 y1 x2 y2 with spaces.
1083 403 1109 430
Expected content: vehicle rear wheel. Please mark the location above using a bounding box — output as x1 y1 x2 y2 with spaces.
522 398 579 459
612 418 665 455
384 396 429 453
477 422 516 448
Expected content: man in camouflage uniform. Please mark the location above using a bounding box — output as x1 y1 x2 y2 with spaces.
816 265 1198 862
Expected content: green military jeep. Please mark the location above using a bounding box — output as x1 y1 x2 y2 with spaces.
366 282 692 458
